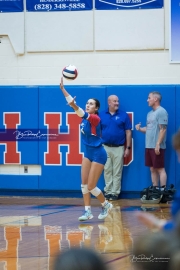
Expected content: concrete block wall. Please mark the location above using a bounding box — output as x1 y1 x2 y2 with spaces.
0 0 179 86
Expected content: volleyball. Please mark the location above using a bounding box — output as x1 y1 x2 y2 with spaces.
62 65 78 80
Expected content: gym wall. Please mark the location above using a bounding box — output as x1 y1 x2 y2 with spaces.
0 0 180 195
0 0 180 85
0 85 179 195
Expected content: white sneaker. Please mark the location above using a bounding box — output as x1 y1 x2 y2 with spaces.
98 202 113 220
78 210 94 221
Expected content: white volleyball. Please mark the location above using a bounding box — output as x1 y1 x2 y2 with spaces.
62 65 78 80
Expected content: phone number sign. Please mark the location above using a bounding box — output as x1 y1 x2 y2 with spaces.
26 0 92 11
95 0 163 10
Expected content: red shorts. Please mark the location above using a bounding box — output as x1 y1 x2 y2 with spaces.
145 148 165 169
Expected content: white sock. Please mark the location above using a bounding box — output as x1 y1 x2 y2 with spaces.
101 200 108 207
85 206 91 211
161 185 166 191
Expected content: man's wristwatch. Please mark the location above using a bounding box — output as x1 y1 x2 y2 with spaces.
126 146 131 150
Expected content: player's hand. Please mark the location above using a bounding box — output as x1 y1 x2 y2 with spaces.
135 122 141 131
124 148 130 158
60 77 64 91
155 143 160 155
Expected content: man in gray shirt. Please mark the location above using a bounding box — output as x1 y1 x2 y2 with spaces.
135 91 168 202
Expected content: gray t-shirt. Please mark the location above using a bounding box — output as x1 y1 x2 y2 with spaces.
146 106 168 149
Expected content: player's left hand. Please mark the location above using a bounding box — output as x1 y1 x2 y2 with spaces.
155 143 160 155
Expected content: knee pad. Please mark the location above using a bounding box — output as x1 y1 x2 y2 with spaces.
90 187 101 197
81 184 89 194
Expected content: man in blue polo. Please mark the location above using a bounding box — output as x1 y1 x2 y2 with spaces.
100 95 132 201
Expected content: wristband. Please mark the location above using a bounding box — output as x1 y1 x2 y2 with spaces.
65 95 73 103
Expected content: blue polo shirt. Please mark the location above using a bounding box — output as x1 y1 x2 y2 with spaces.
99 109 132 145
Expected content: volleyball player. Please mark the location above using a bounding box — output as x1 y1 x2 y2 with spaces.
59 77 112 221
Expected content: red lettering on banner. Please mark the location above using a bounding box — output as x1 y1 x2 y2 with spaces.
44 113 83 165
0 113 21 164
124 112 134 166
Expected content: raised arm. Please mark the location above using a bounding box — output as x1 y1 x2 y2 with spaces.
59 77 78 111
59 77 85 118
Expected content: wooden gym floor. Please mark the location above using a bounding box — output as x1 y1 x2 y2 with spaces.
0 196 171 270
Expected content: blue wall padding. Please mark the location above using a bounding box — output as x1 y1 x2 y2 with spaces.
0 85 179 192
175 86 180 186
